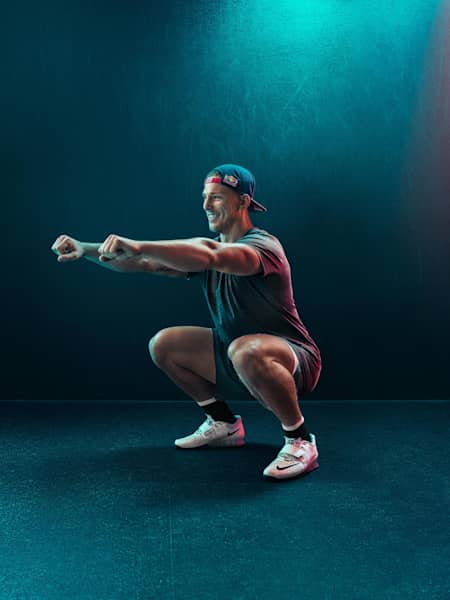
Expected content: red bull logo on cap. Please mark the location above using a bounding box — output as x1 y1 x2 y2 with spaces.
223 174 239 188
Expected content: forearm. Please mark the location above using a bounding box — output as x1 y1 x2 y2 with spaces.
80 241 181 275
137 238 214 272
81 242 142 272
81 242 102 258
81 242 115 270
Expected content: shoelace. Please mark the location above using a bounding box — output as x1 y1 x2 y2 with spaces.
279 439 310 461
196 417 221 437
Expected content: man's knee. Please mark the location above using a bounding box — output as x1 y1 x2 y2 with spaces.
227 337 267 376
228 335 298 379
148 327 175 366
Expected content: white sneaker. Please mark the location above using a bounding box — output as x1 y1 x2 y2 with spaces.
263 434 319 479
174 415 245 449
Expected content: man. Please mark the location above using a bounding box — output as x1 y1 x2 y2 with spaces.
51 164 322 480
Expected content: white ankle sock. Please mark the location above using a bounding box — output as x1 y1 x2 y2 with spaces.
282 416 305 431
197 397 218 407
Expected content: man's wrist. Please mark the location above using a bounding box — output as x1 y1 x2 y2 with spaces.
134 242 144 255
81 242 101 258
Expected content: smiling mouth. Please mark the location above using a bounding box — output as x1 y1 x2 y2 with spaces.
206 213 219 221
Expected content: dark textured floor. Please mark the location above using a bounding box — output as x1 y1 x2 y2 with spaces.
0 400 449 600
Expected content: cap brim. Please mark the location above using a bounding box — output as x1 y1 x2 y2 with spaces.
249 199 267 212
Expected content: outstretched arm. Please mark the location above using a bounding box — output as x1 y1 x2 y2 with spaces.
84 242 187 276
51 235 188 277
99 234 262 276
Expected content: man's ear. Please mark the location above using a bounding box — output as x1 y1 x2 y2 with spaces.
240 194 251 210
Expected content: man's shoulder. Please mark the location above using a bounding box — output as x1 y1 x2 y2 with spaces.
238 227 283 249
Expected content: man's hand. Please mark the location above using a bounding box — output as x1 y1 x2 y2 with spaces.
98 234 141 262
51 235 85 262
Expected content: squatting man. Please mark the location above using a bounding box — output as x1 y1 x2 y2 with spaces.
51 164 322 480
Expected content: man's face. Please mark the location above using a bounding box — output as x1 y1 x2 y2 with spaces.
202 182 242 232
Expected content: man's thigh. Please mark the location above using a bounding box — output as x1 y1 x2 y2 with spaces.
227 333 321 397
149 326 216 385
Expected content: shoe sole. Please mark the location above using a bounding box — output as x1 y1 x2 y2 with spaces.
208 436 245 447
174 435 245 449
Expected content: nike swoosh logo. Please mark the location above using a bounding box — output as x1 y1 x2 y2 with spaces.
227 429 240 436
276 463 302 470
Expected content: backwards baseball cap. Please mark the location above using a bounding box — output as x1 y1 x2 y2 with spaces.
204 163 267 212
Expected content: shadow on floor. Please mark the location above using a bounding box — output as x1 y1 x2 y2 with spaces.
31 442 305 504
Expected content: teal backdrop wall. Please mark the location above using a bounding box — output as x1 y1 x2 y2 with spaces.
2 0 449 400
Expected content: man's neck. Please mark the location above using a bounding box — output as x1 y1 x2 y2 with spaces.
220 219 255 243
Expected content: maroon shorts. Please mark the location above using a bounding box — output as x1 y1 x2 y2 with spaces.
285 341 322 396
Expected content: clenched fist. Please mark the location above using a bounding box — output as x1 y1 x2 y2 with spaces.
50 235 84 262
98 234 141 262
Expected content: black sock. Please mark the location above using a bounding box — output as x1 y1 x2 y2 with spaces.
204 400 236 424
283 421 310 441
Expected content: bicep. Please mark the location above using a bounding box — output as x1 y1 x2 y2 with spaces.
211 243 262 276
